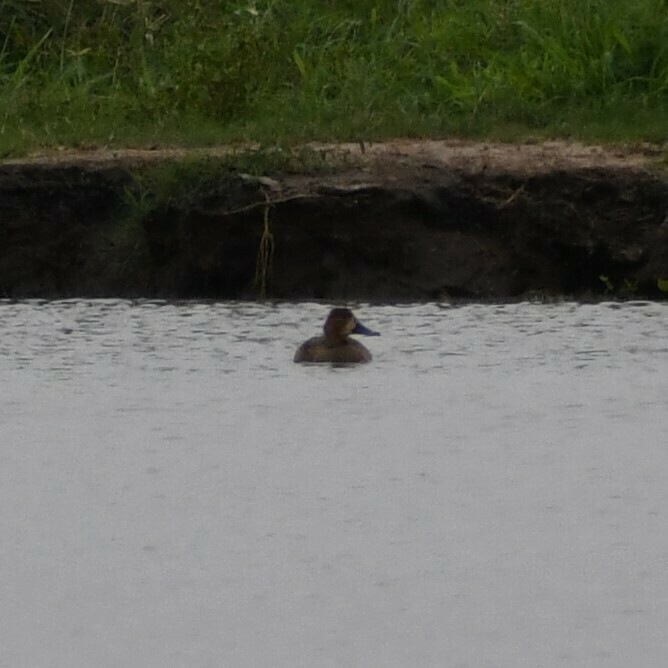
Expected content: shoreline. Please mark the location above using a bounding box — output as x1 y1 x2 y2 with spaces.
2 140 667 301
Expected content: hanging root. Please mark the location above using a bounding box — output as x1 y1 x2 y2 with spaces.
254 203 274 298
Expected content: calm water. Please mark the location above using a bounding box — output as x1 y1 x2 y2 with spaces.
1 300 667 668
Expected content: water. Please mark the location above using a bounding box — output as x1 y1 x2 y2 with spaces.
1 300 667 668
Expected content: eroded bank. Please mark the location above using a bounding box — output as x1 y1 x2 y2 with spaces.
1 141 667 300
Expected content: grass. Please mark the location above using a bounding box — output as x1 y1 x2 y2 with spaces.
1 0 668 156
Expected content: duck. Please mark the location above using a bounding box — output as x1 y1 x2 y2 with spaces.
294 308 380 364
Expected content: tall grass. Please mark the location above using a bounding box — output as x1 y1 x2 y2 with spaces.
1 0 667 154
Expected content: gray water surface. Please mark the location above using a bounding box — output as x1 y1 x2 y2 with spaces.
1 300 667 667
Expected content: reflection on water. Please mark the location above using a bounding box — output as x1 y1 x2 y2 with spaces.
2 300 668 668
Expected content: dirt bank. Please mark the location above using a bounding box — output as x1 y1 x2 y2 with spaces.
1 140 667 300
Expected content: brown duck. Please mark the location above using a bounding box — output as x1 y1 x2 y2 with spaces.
294 308 380 364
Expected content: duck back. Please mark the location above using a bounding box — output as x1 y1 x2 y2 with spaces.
293 336 372 364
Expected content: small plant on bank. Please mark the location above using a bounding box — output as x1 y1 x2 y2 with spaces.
253 203 274 299
599 274 615 294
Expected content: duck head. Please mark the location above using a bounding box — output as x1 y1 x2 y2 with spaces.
323 308 380 343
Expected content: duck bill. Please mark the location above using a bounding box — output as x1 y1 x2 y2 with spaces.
352 321 380 336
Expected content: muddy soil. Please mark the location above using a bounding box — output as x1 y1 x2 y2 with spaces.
1 140 667 300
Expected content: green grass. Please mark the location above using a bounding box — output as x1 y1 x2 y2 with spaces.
2 0 668 156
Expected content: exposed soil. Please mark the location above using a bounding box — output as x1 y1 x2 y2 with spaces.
1 140 668 300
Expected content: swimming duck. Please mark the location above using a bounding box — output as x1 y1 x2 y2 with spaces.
294 308 380 364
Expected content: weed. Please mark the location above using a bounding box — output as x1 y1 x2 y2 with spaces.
599 274 640 296
599 274 615 293
2 0 667 152
93 172 154 286
254 203 274 299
